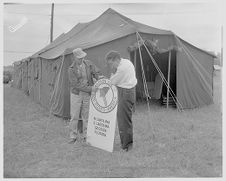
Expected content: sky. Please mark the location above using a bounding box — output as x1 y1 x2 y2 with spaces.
3 1 223 66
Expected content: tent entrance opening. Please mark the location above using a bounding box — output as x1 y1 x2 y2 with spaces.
130 45 177 107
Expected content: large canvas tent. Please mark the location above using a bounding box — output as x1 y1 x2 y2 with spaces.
13 8 215 118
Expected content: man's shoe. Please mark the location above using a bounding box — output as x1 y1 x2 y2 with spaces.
121 144 133 152
122 148 128 152
80 136 86 142
127 144 133 151
68 138 77 144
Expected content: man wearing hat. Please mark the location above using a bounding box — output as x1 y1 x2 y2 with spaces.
68 48 101 144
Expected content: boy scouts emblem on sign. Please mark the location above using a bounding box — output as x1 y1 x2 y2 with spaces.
91 79 117 113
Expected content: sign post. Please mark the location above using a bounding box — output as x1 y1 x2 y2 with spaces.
86 79 118 152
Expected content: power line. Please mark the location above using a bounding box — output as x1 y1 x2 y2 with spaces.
5 12 50 16
50 3 54 43
4 50 35 53
5 10 216 16
4 3 21 5
125 11 217 15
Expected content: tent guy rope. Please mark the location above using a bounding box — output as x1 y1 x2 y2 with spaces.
136 32 184 111
136 32 155 140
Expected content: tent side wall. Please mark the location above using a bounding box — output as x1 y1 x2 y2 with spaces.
27 59 34 99
27 58 39 101
12 63 22 89
176 40 214 109
33 58 41 103
39 58 51 108
21 60 28 94
28 57 40 103
35 57 62 110
26 57 61 110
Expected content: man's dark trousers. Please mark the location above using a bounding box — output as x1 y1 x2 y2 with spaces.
117 87 135 150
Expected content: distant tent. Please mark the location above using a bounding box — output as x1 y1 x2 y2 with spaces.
12 59 27 91
13 8 216 118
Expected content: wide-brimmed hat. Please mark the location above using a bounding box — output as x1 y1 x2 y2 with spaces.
73 48 87 59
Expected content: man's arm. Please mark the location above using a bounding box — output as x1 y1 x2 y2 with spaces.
68 68 92 93
110 66 123 85
90 62 103 80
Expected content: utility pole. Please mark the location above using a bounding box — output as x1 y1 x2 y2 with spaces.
221 25 223 66
166 50 171 109
50 3 54 43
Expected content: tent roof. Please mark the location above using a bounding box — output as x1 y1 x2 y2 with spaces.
31 22 90 58
31 33 65 58
37 8 173 59
29 8 215 60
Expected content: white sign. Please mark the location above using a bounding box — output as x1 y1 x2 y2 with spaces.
86 78 118 152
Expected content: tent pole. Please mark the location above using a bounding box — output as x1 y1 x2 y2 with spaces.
221 25 223 66
21 64 23 90
39 58 42 103
133 50 137 112
50 3 54 43
26 61 28 94
167 50 171 109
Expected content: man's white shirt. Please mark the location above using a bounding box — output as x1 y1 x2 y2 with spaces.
110 58 137 89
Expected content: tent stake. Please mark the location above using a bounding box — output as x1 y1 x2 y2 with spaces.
167 50 171 109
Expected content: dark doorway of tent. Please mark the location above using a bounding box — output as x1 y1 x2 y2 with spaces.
129 45 177 108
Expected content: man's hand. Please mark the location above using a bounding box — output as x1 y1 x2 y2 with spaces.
92 86 99 93
98 75 106 80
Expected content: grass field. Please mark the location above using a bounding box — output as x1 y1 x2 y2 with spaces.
3 71 222 178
